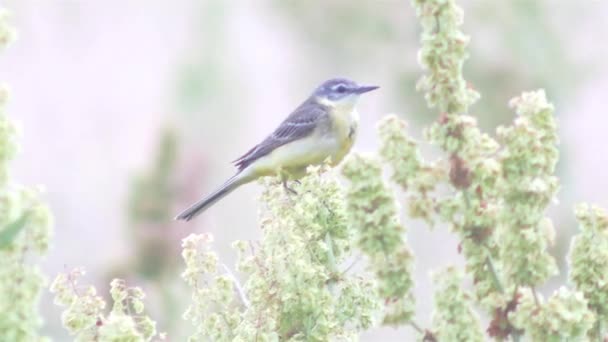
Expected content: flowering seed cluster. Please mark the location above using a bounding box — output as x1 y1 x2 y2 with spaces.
50 268 160 341
341 155 415 325
0 0 597 340
568 203 608 338
181 233 244 341
409 1 575 340
411 0 479 114
430 267 484 342
0 9 16 53
496 90 559 287
378 114 444 226
509 287 594 341
182 165 380 341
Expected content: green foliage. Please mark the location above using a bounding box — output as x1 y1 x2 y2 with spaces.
181 166 380 341
0 0 605 341
128 128 178 224
569 203 608 338
497 90 559 288
341 155 415 325
0 9 16 53
0 9 53 342
173 0 607 338
50 269 161 342
510 287 594 341
124 126 182 281
0 211 30 249
378 115 444 225
430 267 484 342
412 0 480 114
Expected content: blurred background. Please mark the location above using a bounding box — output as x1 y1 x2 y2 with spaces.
2 0 608 340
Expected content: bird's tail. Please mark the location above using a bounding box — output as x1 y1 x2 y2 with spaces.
175 173 244 221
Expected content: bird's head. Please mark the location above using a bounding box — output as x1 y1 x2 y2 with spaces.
313 78 379 108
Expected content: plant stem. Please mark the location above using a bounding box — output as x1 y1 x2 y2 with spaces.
325 233 337 273
409 320 424 334
512 332 521 342
531 287 541 308
485 256 504 293
221 264 250 308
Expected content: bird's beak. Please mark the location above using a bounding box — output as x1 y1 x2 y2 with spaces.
354 85 380 94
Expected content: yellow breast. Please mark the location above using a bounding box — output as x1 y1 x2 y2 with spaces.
328 105 359 165
244 100 360 181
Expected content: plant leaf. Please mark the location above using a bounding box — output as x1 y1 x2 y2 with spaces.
0 212 30 249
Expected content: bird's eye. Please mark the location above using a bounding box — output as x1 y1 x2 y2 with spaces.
336 85 347 93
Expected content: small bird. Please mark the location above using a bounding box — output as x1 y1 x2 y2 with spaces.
175 78 378 221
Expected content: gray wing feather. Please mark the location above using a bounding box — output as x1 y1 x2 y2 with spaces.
233 101 328 171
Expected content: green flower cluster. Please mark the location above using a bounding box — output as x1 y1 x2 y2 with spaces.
569 203 608 337
182 166 379 341
378 114 444 225
181 233 244 341
510 287 593 341
407 2 575 340
411 0 479 114
0 0 605 340
50 268 160 341
430 267 484 342
0 9 16 52
0 9 53 341
497 90 558 287
0 85 16 184
379 113 506 310
341 155 415 325
0 185 52 341
411 0 508 310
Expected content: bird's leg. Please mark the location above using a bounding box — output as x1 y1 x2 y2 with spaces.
282 180 298 195
279 169 299 195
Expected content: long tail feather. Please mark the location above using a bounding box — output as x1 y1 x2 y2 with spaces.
175 173 243 221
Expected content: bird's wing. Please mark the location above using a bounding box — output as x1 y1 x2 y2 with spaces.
233 101 328 171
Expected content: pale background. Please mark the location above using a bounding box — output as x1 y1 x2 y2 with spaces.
2 0 608 340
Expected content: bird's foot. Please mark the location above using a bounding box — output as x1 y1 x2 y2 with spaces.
283 180 298 195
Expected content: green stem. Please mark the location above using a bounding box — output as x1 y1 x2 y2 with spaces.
325 233 337 273
463 191 521 342
512 332 521 342
485 256 504 293
221 264 250 308
531 287 541 308
325 233 338 294
463 191 505 295
409 320 424 334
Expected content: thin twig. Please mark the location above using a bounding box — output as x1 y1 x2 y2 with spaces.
221 264 250 308
512 332 521 342
531 287 541 308
485 256 504 293
409 320 424 334
325 233 337 273
341 254 363 275
597 318 602 342
462 184 519 342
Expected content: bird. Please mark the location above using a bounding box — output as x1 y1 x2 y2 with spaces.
175 78 379 221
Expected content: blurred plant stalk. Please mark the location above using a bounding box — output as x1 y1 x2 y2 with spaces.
0 7 53 341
